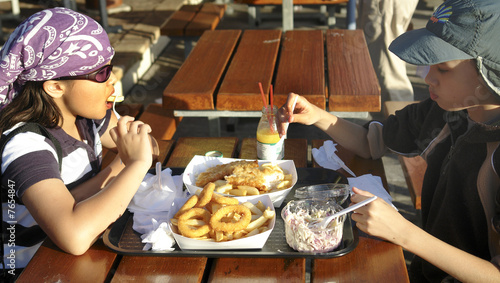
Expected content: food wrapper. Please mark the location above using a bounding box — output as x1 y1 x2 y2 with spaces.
167 195 275 250
183 155 297 207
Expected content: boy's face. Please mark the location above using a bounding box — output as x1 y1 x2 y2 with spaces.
425 59 497 112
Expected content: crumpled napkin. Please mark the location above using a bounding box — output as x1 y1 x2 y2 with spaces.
312 140 356 176
128 167 186 250
140 218 176 251
348 174 394 207
312 141 395 207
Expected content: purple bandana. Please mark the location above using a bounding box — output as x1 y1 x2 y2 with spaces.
0 7 115 108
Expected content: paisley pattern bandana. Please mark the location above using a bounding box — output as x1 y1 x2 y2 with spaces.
0 7 115 108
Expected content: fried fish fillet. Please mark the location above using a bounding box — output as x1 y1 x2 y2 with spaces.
195 160 258 187
225 165 285 191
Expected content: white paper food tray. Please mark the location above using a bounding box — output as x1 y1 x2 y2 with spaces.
168 195 275 250
182 155 297 207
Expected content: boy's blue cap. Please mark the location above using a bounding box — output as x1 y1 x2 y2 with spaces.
389 0 500 96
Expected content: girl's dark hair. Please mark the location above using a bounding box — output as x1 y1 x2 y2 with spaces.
0 81 62 133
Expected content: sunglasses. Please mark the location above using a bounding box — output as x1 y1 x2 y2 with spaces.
56 64 113 83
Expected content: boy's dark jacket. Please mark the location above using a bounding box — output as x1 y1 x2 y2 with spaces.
366 98 500 282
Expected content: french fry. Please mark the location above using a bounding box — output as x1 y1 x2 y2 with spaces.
263 207 275 219
255 201 266 212
215 183 232 193
214 180 227 187
245 215 268 232
215 231 224 242
276 180 290 190
245 228 260 237
242 201 264 215
238 186 260 195
185 219 206 226
228 188 247 196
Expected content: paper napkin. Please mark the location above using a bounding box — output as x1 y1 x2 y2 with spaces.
128 167 186 235
348 174 395 207
141 219 176 251
312 140 356 176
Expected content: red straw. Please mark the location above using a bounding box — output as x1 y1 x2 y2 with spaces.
258 82 267 109
270 84 274 109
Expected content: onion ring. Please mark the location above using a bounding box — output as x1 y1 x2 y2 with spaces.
196 182 215 208
210 205 252 232
212 193 239 205
178 208 212 238
174 195 198 218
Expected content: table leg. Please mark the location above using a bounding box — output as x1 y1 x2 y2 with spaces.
248 6 259 26
208 116 221 137
282 0 294 32
347 0 356 30
99 0 123 33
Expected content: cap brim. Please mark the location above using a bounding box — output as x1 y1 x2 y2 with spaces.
389 28 473 65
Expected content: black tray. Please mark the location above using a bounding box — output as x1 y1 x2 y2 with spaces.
103 167 359 258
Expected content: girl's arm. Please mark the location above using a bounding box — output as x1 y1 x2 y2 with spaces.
279 93 372 158
21 117 152 255
351 187 500 282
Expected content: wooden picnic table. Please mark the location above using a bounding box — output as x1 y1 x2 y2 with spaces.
163 29 380 136
17 137 408 282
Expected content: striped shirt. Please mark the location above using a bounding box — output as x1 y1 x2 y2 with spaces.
1 110 111 269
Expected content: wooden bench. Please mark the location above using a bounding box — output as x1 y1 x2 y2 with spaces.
160 3 226 57
384 101 426 210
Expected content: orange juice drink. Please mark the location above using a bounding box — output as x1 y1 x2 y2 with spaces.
257 106 284 160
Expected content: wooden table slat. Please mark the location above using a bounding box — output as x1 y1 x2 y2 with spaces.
217 29 282 111
239 137 308 168
274 30 326 108
313 236 409 282
200 3 226 19
163 30 242 110
111 256 207 282
165 137 239 167
161 10 197 37
17 239 118 282
209 257 306 282
185 12 221 37
326 29 381 112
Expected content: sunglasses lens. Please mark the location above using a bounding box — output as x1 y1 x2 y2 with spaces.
95 65 113 82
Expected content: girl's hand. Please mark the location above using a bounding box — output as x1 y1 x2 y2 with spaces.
277 93 323 136
350 187 412 246
109 116 153 167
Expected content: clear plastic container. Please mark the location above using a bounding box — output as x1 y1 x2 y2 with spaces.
281 199 345 253
294 183 350 205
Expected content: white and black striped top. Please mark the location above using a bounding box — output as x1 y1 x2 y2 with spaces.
1 110 111 268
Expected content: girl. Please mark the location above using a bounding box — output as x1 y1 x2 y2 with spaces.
0 7 153 279
279 0 500 281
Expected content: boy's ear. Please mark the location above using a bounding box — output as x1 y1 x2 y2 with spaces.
42 80 66 98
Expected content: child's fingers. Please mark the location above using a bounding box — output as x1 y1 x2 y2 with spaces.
352 186 375 197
